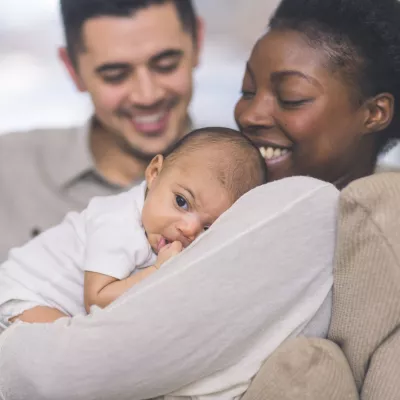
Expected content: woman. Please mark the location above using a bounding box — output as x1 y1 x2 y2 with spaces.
0 0 399 399
235 0 400 188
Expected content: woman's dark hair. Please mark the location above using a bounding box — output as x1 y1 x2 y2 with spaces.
60 0 197 66
270 0 400 153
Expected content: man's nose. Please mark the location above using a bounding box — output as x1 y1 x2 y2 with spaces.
129 68 165 107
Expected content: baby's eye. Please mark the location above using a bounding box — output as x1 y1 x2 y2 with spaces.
176 195 188 210
203 226 210 232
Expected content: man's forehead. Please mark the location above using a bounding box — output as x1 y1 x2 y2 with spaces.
81 2 193 63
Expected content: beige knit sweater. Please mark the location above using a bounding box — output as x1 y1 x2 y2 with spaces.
330 172 400 399
242 172 400 400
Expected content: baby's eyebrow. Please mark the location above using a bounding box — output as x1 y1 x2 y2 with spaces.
177 184 199 207
176 184 193 198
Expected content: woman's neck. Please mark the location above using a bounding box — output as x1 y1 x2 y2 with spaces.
334 156 377 190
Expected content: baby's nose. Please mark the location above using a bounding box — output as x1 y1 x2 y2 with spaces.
179 217 203 242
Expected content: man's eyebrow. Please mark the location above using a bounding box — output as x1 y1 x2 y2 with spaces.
94 50 183 73
271 70 323 89
150 49 184 64
95 63 131 74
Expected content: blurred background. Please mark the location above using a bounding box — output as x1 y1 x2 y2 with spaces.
1 0 399 165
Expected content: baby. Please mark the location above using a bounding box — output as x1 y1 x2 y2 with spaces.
0 127 267 330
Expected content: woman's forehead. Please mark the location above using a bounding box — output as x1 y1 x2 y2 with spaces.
249 29 330 79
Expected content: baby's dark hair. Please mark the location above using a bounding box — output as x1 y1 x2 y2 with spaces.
163 127 268 201
270 0 400 153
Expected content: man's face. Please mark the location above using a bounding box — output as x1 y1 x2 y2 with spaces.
62 2 202 159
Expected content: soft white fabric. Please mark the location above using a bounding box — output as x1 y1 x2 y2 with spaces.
0 181 155 326
0 177 339 400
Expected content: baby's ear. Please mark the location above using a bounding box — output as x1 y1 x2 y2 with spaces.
145 155 164 189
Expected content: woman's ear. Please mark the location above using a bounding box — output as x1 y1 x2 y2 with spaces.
145 155 164 189
363 93 395 134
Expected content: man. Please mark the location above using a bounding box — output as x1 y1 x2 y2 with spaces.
0 0 202 261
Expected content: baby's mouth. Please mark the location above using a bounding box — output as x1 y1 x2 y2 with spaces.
157 236 170 253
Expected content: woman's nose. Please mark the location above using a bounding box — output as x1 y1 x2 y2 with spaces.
235 94 275 131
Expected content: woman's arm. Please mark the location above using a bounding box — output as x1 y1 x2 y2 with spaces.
0 177 339 400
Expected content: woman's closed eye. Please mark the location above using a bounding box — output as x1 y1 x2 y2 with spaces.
175 195 189 210
240 89 255 100
279 98 312 109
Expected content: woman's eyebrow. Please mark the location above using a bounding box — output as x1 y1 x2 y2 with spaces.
271 70 323 89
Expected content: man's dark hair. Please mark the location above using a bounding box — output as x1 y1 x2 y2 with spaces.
163 127 268 202
60 0 197 66
270 0 400 154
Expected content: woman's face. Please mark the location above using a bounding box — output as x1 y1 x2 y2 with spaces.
235 29 374 187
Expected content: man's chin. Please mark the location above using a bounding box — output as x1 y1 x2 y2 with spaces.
119 138 176 161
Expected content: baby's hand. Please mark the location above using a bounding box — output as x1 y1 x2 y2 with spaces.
155 241 183 269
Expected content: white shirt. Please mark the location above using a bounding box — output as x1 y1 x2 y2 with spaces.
0 181 156 321
0 177 339 400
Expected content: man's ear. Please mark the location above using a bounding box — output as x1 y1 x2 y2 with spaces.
58 47 87 92
193 17 205 68
363 92 395 134
145 155 164 189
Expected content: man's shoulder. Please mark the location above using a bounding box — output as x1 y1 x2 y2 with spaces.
0 126 82 159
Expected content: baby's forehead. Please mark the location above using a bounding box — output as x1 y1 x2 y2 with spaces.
171 151 229 181
170 158 223 185
172 144 233 167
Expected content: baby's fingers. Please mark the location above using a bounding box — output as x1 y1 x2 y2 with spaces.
169 241 183 253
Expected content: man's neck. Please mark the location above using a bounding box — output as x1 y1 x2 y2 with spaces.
89 122 148 188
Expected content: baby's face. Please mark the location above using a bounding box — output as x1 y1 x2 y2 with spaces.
142 153 233 254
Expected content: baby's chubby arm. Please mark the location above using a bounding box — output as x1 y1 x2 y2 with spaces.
84 241 183 312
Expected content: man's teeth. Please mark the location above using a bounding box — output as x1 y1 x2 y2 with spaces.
133 112 166 124
259 146 289 160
